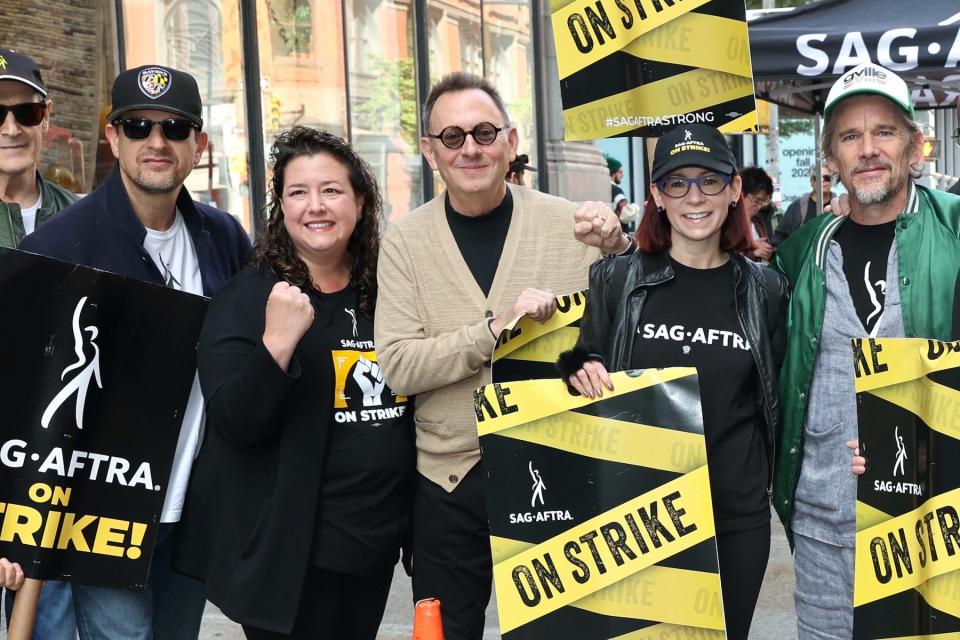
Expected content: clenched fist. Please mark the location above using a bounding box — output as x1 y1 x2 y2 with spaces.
263 281 315 371
573 201 630 255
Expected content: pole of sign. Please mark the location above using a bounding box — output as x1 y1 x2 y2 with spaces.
8 578 41 640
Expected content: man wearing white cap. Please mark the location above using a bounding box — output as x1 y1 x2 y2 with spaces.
772 63 960 639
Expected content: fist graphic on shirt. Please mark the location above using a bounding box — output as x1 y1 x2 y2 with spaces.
353 357 385 407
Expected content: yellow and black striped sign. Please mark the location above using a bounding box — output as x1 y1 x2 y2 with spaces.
477 292 725 639
852 338 960 639
553 0 758 140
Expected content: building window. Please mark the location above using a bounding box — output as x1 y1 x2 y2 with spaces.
122 0 255 231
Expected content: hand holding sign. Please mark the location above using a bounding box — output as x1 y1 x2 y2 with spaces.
847 440 866 475
490 288 558 337
0 558 24 590
263 282 315 371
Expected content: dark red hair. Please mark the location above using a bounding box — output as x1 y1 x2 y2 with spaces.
635 191 752 254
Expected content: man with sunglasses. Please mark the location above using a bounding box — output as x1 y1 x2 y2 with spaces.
376 72 629 640
0 47 81 639
18 64 250 640
772 162 835 246
0 49 77 248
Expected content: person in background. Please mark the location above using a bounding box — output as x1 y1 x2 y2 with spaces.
505 153 535 187
739 166 776 263
773 163 835 245
560 123 788 640
1 46 79 639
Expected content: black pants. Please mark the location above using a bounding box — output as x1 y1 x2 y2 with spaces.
242 566 393 640
411 467 492 640
716 522 771 640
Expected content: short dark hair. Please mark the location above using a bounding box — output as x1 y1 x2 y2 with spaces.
738 166 773 196
635 193 752 254
254 126 383 316
422 72 510 133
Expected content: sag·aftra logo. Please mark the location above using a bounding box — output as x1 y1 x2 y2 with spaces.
40 297 102 431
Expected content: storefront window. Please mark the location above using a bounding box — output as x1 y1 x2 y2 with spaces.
427 0 482 83
122 0 254 231
482 0 537 187
346 0 422 221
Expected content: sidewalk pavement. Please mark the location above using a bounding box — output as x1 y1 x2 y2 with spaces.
1 513 797 639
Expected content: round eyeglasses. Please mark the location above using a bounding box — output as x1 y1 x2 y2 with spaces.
426 122 504 150
657 173 732 199
113 117 199 142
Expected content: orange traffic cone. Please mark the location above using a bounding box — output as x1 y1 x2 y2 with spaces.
413 598 444 640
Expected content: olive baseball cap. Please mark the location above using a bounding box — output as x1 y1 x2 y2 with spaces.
107 65 203 127
824 63 914 121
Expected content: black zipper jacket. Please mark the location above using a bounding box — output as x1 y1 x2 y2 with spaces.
557 251 789 489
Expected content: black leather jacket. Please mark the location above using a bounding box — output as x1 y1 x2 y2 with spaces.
558 251 789 488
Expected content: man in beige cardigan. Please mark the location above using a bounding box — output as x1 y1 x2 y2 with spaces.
375 72 630 640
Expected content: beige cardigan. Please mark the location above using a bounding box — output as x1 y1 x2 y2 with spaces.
375 184 602 491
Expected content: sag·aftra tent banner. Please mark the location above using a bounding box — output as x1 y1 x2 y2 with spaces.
476 291 725 639
852 338 960 639
552 0 758 141
0 248 208 590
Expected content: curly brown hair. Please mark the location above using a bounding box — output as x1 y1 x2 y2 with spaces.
253 127 383 316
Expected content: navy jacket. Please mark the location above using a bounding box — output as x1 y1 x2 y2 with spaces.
19 166 251 295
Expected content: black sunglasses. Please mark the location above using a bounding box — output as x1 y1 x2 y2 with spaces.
0 101 47 127
426 122 504 150
114 117 199 141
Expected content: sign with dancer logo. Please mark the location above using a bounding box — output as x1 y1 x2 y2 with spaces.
551 0 758 140
852 337 960 639
477 291 724 639
0 248 208 589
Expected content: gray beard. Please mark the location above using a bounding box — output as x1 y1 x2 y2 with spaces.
850 173 906 205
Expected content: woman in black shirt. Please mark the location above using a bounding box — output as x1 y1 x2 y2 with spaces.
175 127 413 639
558 124 787 640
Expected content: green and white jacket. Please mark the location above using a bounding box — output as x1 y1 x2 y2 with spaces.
771 183 960 543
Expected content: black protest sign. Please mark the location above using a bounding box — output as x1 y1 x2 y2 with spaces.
478 292 725 639
853 338 960 638
0 248 208 590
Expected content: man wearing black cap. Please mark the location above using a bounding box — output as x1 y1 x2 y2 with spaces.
0 46 81 639
18 64 250 640
0 48 77 246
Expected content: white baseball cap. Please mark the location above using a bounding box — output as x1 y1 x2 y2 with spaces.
824 62 914 121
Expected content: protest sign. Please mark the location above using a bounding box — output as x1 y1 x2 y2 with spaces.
477 291 725 639
853 337 960 638
553 0 758 141
0 248 208 590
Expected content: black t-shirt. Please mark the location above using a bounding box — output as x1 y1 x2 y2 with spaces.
311 284 414 574
631 258 769 532
834 219 896 336
446 190 513 296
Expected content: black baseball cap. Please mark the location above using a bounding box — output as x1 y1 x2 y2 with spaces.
651 123 737 183
107 65 203 128
0 49 47 97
